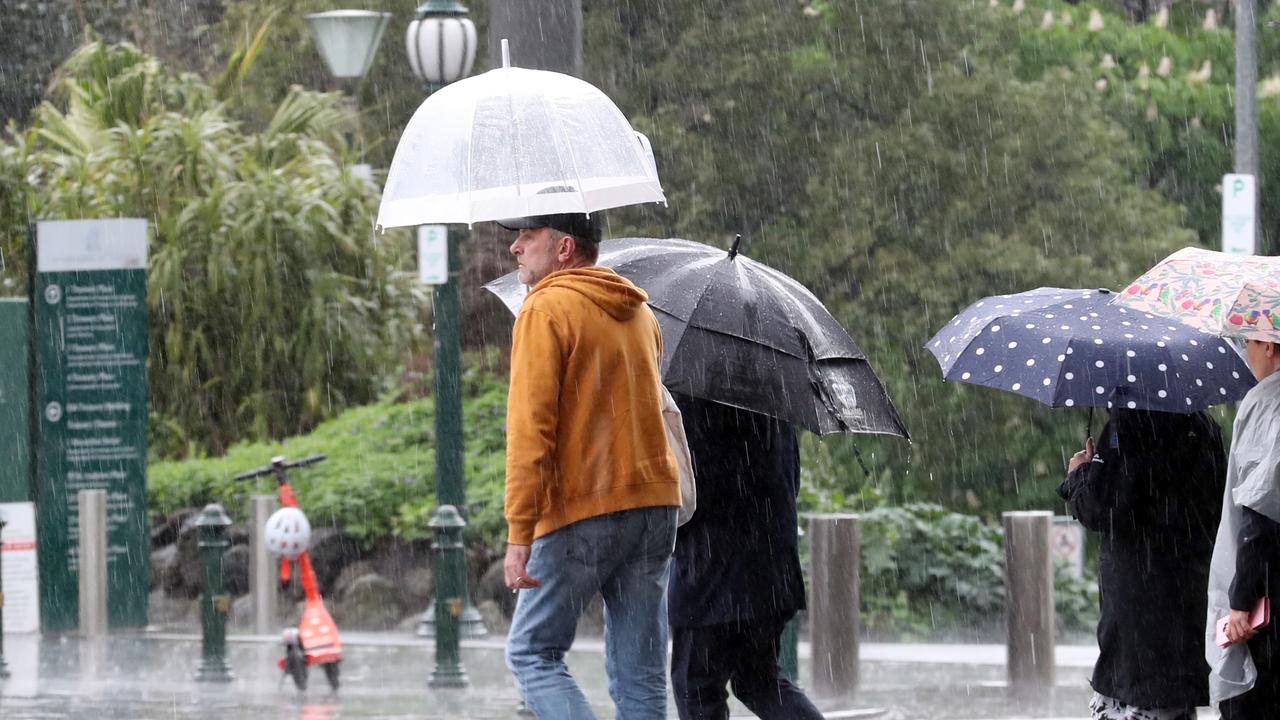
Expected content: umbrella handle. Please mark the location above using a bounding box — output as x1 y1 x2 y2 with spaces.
1086 406 1094 443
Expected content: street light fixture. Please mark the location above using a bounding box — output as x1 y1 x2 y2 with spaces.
306 10 393 81
403 0 483 690
305 9 391 175
406 0 477 94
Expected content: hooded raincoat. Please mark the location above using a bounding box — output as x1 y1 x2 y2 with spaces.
1207 371 1280 706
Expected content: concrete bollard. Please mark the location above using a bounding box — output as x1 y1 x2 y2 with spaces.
77 489 108 636
809 513 860 699
249 494 279 635
1002 511 1055 691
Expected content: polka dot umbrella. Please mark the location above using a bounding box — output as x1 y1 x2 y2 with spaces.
925 287 1255 414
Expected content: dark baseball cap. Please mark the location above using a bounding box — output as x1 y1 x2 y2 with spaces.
496 211 603 244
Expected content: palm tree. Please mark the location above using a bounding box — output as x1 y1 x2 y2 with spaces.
3 39 425 456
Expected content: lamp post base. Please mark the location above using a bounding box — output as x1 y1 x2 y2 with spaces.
194 659 235 683
415 601 489 639
429 664 469 688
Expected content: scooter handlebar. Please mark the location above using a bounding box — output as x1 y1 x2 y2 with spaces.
233 454 328 481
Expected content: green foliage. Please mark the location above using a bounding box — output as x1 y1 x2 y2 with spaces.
587 0 1196 514
149 370 509 545
0 40 426 456
857 504 1097 639
1004 0 1280 252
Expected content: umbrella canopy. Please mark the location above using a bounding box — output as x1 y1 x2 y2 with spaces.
1116 246 1280 342
377 55 663 229
927 287 1255 412
484 237 909 438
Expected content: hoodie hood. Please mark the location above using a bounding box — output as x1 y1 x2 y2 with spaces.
529 267 649 321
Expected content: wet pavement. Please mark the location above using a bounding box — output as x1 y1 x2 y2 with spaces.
0 631 1218 719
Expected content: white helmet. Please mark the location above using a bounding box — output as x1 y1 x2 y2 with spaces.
264 507 311 559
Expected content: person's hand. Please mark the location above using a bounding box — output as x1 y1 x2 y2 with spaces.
1226 608 1259 644
1067 436 1095 473
504 543 540 591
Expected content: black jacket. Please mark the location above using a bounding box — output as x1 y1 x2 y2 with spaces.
1058 409 1226 708
667 395 806 629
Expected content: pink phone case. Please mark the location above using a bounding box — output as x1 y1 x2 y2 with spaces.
1216 598 1271 648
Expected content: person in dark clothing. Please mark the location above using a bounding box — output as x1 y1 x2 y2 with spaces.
1058 407 1226 720
667 394 823 720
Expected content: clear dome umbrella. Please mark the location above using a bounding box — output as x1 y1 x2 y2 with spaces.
377 40 664 229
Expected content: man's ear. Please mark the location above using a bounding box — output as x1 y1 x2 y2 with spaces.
556 234 576 263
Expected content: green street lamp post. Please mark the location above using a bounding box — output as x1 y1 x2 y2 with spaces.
194 503 234 683
427 505 469 687
404 0 484 684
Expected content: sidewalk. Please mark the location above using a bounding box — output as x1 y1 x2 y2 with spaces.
0 630 1208 719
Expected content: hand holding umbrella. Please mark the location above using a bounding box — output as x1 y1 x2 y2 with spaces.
1067 436 1095 473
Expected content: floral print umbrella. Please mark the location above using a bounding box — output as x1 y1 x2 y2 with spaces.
1116 247 1280 343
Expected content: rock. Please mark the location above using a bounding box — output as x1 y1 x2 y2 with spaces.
398 567 434 609
364 538 434 609
476 599 509 635
331 560 376 599
333 573 406 630
150 544 179 593
227 522 250 547
467 543 497 591
170 513 205 598
150 508 197 550
476 558 516 617
307 528 364 596
396 613 423 633
223 544 251 596
229 591 295 633
148 589 197 629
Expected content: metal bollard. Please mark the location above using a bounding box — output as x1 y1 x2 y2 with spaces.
428 505 469 688
249 495 279 635
0 513 9 678
1002 511 1055 691
77 489 108 636
809 513 860 699
194 503 234 682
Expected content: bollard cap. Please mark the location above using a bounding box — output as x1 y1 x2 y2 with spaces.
195 503 233 528
428 504 466 529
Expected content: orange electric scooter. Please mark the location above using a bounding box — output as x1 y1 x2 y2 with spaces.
235 454 342 691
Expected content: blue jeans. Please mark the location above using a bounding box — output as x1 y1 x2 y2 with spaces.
506 506 677 720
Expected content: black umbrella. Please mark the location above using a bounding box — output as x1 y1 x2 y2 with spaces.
483 236 909 438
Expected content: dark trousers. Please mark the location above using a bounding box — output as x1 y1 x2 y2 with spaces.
671 613 823 720
1219 628 1280 720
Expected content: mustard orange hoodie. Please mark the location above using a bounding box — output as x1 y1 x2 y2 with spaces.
504 266 680 545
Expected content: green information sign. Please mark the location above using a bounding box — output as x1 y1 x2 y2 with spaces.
0 299 31 503
31 219 149 631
